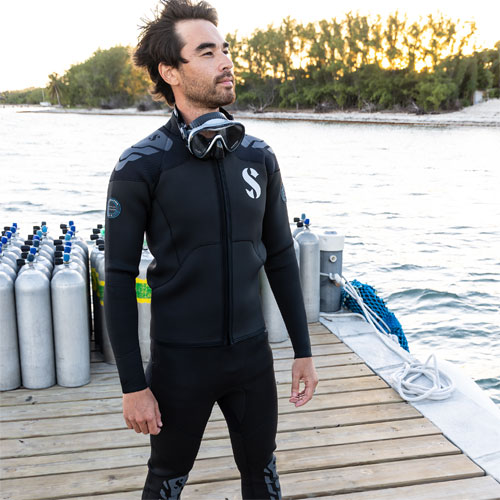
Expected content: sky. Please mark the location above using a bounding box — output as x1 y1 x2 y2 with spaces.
1 0 499 92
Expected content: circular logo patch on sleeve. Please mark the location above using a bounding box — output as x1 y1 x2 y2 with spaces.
280 183 287 203
107 198 121 218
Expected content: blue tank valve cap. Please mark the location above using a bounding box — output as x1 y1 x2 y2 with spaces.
304 218 310 225
64 246 72 253
37 230 43 237
6 231 12 239
33 235 41 241
42 225 48 233
70 225 76 232
64 234 71 241
63 253 70 263
67 230 74 237
10 226 17 234
27 254 35 263
29 247 37 255
12 223 18 228
1 236 8 245
301 213 306 219
69 220 74 226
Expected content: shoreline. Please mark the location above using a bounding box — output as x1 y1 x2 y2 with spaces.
7 98 500 127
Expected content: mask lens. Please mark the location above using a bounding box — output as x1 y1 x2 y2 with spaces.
186 117 245 158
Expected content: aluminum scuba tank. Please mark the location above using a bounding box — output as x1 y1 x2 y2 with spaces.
295 219 320 323
259 267 288 343
0 242 18 272
259 230 302 343
15 253 56 389
90 236 104 351
1 235 21 259
51 253 90 387
96 244 115 364
319 231 345 313
0 270 21 390
137 240 153 362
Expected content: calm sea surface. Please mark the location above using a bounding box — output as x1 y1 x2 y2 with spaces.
1 106 499 405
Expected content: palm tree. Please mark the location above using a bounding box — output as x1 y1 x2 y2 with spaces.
47 73 63 106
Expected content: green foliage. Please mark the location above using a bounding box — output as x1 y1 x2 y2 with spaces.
63 46 149 108
229 13 497 113
1 88 45 104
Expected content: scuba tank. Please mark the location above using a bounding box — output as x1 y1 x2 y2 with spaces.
259 267 288 343
51 253 91 387
96 244 115 364
137 239 153 362
18 248 51 280
0 270 21 390
259 229 301 343
90 235 104 351
295 219 320 323
15 253 56 389
0 242 18 273
319 231 345 313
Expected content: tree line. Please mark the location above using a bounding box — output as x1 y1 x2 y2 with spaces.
2 12 499 112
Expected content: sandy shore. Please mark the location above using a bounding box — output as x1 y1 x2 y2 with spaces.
15 99 500 127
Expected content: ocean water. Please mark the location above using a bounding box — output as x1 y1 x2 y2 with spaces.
1 106 499 405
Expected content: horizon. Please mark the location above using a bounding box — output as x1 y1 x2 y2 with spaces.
1 0 499 92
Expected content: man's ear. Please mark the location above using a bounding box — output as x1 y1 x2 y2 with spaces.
158 62 179 86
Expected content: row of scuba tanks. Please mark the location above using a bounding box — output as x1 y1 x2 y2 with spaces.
0 215 343 392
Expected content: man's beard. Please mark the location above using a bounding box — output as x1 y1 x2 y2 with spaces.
179 72 236 109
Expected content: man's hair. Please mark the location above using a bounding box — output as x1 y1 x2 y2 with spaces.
134 0 218 106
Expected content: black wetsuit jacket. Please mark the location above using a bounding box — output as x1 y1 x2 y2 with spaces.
104 109 312 393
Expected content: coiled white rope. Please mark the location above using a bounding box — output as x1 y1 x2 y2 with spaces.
321 272 455 402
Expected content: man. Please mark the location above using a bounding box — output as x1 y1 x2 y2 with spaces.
104 1 318 498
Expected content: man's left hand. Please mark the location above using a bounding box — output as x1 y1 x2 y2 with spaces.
289 357 319 407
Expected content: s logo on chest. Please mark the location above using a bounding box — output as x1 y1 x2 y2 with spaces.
242 167 261 199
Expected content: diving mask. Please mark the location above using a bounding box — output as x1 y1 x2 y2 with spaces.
176 108 245 159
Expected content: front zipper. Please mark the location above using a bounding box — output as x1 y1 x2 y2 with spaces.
215 157 233 345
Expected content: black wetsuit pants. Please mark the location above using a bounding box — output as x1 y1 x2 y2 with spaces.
142 332 282 500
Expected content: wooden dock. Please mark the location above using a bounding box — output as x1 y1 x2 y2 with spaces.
1 322 500 499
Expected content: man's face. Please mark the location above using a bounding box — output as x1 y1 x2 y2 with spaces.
174 19 235 109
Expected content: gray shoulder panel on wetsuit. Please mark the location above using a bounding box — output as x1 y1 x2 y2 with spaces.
241 134 275 155
115 129 173 172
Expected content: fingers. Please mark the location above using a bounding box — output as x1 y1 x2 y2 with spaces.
294 381 315 407
123 390 162 435
290 371 300 399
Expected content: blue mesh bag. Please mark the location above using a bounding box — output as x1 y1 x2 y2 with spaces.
341 279 409 352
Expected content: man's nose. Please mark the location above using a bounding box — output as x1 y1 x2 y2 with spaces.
219 51 233 72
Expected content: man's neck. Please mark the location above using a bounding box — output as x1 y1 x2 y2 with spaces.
175 100 219 126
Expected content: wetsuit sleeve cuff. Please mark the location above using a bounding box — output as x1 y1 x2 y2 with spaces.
115 348 148 394
294 349 313 359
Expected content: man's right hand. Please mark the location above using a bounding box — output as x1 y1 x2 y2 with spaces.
123 387 163 435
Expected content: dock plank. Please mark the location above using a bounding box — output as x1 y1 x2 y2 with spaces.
1 417 440 459
3 433 457 479
315 476 500 499
0 388 402 423
0 402 421 439
1 454 483 500
0 374 387 407
0 362 375 408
